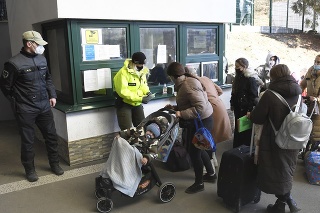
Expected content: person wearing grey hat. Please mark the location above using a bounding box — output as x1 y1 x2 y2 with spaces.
113 51 154 130
0 30 64 182
165 62 215 194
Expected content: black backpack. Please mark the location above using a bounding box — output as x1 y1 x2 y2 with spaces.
166 140 191 172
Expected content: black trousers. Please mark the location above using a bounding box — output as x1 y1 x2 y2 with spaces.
16 110 59 167
186 115 214 184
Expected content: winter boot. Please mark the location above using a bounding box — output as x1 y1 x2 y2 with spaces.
23 164 38 182
267 199 286 213
50 163 64 175
287 197 301 213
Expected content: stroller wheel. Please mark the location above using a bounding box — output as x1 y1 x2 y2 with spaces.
95 188 108 199
97 197 113 213
157 182 176 203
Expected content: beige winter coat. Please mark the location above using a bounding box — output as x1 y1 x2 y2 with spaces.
199 76 232 143
175 75 213 120
300 66 320 140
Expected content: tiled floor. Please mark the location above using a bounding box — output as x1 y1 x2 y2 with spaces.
0 120 319 213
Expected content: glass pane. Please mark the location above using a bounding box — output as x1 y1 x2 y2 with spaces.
202 61 218 81
139 28 176 86
80 27 127 61
185 63 201 76
187 28 216 55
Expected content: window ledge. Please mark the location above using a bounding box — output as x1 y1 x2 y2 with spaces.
54 93 174 113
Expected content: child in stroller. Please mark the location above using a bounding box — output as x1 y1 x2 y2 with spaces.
95 108 178 213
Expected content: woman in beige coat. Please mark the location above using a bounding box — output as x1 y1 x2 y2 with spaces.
165 62 215 194
185 67 232 143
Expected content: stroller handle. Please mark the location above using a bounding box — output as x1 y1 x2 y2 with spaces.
158 107 176 115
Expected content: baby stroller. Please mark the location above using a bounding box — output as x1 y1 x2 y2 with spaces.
95 108 179 213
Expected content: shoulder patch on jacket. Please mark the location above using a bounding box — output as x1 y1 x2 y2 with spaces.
2 70 9 78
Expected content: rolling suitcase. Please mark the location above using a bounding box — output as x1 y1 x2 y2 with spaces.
217 127 260 212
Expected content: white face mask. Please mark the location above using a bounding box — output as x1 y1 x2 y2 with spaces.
269 60 275 67
35 45 45 55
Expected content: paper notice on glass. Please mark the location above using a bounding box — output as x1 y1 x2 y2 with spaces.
156 45 167 64
106 45 120 58
84 70 99 92
237 115 253 133
97 68 112 89
81 28 102 44
94 45 121 60
83 45 96 61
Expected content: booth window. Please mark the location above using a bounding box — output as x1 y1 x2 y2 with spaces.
187 28 216 55
201 61 218 81
81 27 127 62
139 27 176 86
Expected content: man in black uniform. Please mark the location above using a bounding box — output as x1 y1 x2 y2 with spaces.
0 30 64 182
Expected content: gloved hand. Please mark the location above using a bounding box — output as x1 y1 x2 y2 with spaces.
142 94 153 104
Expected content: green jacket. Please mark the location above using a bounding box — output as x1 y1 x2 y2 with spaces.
114 59 150 106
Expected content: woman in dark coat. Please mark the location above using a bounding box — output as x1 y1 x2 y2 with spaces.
230 58 259 148
249 64 301 213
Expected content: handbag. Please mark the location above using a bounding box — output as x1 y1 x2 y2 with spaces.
179 118 192 128
192 113 216 151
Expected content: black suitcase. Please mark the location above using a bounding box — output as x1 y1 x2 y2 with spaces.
217 145 260 212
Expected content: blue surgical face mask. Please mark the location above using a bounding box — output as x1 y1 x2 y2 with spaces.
314 65 320 71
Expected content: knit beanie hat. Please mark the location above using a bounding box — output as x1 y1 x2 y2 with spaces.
132 52 146 64
146 123 161 138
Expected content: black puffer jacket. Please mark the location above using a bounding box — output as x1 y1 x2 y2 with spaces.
250 75 301 195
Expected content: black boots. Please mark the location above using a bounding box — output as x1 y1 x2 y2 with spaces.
50 164 64 175
23 164 38 182
287 197 301 213
267 199 286 213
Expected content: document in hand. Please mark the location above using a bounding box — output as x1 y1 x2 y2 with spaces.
237 115 252 133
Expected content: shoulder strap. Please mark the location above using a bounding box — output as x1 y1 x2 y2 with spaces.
268 89 301 113
268 89 302 134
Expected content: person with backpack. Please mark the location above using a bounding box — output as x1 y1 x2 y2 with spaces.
248 64 301 213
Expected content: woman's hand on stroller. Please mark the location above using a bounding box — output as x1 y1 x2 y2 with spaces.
141 157 148 165
164 104 175 110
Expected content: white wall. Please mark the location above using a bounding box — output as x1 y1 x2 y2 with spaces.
6 0 235 55
6 0 58 55
53 97 177 141
56 0 235 23
53 92 231 142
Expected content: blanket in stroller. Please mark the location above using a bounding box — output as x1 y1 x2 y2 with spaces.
100 137 143 197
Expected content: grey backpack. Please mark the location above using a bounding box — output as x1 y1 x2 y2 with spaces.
268 90 313 150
